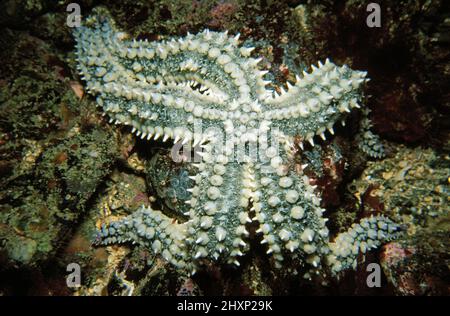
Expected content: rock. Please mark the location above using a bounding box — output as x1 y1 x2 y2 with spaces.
381 221 450 295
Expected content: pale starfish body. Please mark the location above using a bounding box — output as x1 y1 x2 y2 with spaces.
74 11 400 277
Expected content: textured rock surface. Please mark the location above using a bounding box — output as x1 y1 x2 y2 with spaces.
380 221 450 296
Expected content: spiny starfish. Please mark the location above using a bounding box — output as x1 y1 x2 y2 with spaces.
74 10 401 278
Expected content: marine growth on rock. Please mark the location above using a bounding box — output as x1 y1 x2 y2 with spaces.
73 11 401 278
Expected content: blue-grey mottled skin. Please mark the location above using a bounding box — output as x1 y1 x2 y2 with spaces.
74 10 400 279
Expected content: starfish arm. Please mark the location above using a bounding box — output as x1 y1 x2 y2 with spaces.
183 143 252 269
251 139 330 269
74 12 267 144
260 60 369 145
94 205 188 269
356 108 386 158
326 215 402 275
